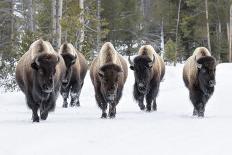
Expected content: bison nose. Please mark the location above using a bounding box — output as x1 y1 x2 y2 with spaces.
209 80 216 87
62 79 68 85
42 84 53 93
138 83 145 88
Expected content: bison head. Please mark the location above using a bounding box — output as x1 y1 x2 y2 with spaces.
129 55 155 94
98 63 123 102
61 53 77 87
31 54 59 93
196 56 216 96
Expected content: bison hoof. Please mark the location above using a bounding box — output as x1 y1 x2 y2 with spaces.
146 105 151 112
32 116 39 122
198 112 204 117
70 102 75 107
76 101 80 107
193 109 198 116
109 113 116 118
152 105 157 111
62 103 68 108
40 111 48 120
139 104 145 111
101 113 107 118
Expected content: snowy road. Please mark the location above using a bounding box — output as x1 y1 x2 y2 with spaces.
0 63 231 155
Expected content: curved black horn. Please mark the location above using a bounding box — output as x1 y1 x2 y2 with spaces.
128 55 134 66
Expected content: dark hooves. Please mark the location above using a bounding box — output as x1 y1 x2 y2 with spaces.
198 112 204 117
139 104 145 111
62 103 68 108
32 116 39 122
101 113 107 119
193 110 198 116
40 111 48 120
146 105 151 112
76 101 80 107
109 113 116 119
152 106 157 111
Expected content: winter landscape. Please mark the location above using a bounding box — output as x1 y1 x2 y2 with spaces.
0 63 231 155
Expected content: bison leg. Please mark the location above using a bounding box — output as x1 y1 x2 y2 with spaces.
26 94 39 122
133 84 145 110
31 104 39 122
152 99 157 111
138 96 145 110
193 108 198 116
101 102 108 118
109 102 116 118
197 103 205 117
40 94 56 120
146 81 159 111
190 91 206 117
145 95 152 112
70 83 81 107
61 86 70 108
76 82 84 107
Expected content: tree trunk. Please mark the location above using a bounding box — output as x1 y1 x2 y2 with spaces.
79 0 84 51
52 0 57 48
218 21 221 61
174 0 181 66
52 0 63 51
10 0 14 44
96 0 101 55
227 22 230 45
205 0 211 52
28 0 34 32
229 4 232 62
57 0 63 50
160 18 164 59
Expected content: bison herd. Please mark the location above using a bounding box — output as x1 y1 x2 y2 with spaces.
15 39 217 122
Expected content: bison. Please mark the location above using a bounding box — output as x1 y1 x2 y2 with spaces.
16 39 66 122
90 42 128 118
128 45 165 111
183 47 216 117
59 43 88 108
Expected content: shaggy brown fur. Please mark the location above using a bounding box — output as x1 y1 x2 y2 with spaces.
16 39 66 122
183 47 216 117
90 42 128 118
59 43 88 107
129 45 165 111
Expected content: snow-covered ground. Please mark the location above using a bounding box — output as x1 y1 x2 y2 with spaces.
0 63 232 155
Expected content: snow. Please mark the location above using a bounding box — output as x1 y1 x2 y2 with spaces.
0 63 232 155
